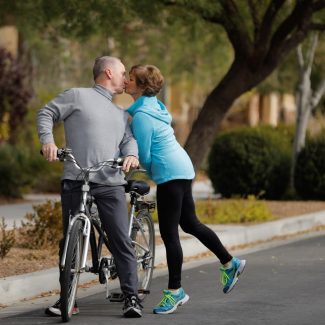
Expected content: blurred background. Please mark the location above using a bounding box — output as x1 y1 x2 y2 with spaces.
0 0 324 200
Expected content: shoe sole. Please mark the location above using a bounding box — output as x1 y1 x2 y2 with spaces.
224 259 246 294
153 294 190 315
123 307 142 318
45 307 61 317
45 307 79 317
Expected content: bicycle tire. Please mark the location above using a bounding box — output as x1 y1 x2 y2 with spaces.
131 210 155 301
60 218 84 322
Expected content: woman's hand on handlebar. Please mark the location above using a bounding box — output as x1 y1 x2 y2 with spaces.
41 143 58 162
122 156 139 173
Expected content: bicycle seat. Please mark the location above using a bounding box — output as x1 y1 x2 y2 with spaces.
125 180 150 195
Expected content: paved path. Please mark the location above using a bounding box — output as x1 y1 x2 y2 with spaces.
0 194 60 229
1 180 325 311
1 232 324 324
0 180 216 230
1 208 325 305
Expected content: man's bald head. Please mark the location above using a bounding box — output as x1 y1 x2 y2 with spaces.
93 56 122 81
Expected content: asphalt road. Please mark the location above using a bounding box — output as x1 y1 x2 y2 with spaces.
1 233 324 325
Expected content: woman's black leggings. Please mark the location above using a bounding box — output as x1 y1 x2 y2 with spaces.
157 179 233 289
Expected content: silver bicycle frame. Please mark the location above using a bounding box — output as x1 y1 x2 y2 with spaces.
128 204 136 236
58 151 151 280
59 152 120 271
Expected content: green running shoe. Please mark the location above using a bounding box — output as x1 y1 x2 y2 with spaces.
153 288 189 314
220 257 246 294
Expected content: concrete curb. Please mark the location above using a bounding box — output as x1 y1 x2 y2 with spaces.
1 210 325 305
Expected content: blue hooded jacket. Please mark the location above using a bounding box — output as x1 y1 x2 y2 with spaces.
127 96 195 184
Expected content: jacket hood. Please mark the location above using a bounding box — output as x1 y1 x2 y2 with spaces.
127 96 172 124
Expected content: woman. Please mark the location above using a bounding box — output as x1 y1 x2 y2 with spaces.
125 64 246 315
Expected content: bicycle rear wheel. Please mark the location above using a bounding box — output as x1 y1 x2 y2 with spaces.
61 218 84 322
131 210 155 301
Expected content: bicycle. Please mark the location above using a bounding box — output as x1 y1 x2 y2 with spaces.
55 148 155 322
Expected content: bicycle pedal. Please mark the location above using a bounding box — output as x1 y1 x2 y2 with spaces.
108 292 125 302
138 289 150 295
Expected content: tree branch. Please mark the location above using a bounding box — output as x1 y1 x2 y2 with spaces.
305 32 319 76
310 23 325 30
163 1 222 20
248 0 286 66
162 0 252 58
312 0 325 11
267 0 312 62
311 75 325 109
257 0 286 45
200 13 224 25
248 0 260 41
162 0 224 24
218 0 253 58
296 44 304 69
265 27 307 71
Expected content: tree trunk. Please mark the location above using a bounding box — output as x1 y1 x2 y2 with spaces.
295 104 311 154
290 105 311 189
184 60 271 170
289 33 323 191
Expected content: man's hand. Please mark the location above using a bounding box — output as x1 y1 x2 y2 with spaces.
122 156 139 173
42 143 58 162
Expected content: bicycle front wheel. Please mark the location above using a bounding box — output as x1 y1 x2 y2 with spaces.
131 210 155 301
60 218 84 322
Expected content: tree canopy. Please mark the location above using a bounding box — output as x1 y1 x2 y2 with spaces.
1 0 325 169
162 1 325 168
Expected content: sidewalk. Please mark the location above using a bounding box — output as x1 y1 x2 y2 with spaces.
1 209 325 306
0 194 60 229
1 180 217 230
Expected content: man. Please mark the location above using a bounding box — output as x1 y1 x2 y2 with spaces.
37 56 142 318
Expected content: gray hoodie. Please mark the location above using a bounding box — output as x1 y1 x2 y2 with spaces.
37 84 138 186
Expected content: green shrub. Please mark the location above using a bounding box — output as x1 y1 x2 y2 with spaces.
208 126 291 199
295 133 325 199
0 217 15 259
19 200 62 250
29 154 62 193
151 197 274 224
0 144 33 197
196 196 274 224
0 144 61 197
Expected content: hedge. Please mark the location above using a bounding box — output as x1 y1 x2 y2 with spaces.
208 126 291 199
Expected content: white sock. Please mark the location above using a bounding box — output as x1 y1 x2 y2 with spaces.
169 288 180 294
223 259 234 269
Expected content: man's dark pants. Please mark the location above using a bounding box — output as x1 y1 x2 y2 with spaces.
60 180 138 296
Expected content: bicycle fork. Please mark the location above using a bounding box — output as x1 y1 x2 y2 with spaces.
60 213 91 270
60 184 91 271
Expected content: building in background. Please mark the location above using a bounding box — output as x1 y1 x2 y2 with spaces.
0 25 18 57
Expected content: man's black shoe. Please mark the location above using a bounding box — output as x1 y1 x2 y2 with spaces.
45 299 79 317
123 295 142 318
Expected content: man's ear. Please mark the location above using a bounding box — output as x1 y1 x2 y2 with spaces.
104 68 113 79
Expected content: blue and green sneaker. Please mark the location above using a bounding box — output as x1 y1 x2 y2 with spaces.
153 288 189 314
220 257 246 294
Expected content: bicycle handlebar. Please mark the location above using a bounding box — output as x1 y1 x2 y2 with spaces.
40 148 124 172
41 148 146 182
